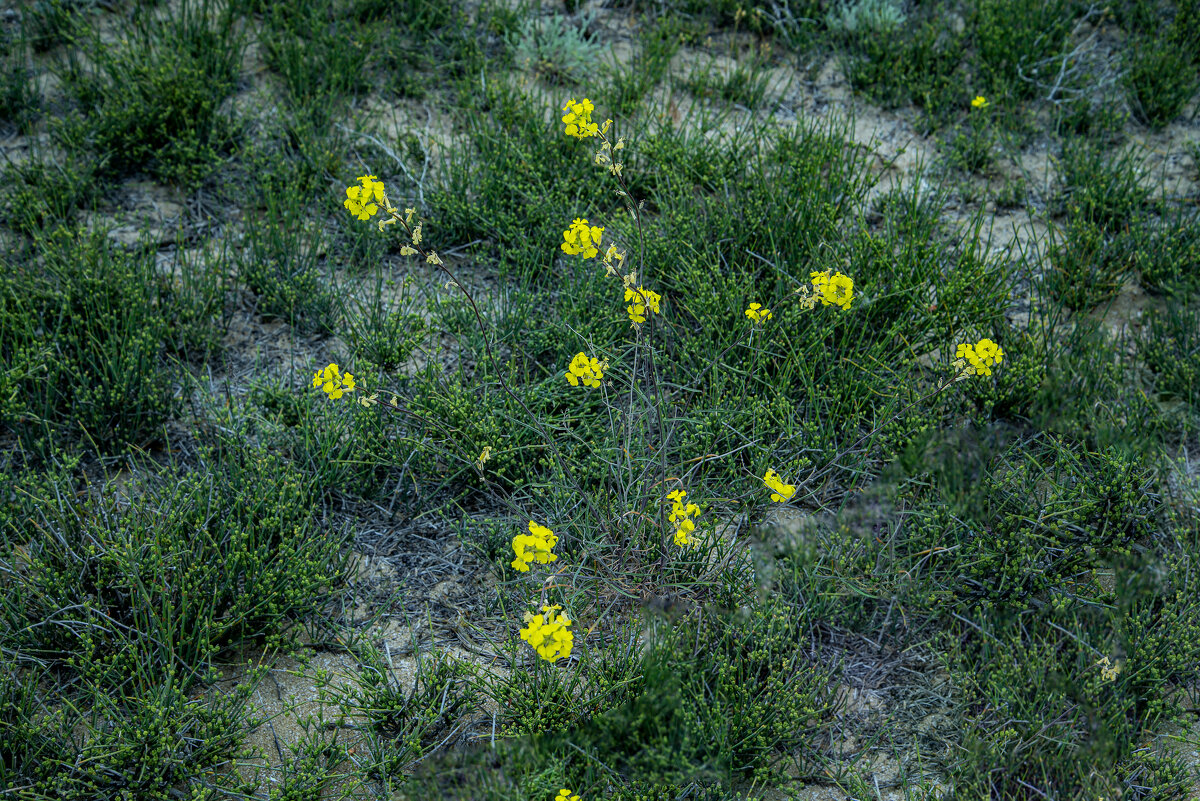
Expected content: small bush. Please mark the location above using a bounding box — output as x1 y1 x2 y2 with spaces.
0 230 182 457
1124 32 1199 129
1140 302 1200 414
56 0 242 188
1055 138 1151 231
1045 217 1133 310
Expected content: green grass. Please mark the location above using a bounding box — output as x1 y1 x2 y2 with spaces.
1 0 1199 798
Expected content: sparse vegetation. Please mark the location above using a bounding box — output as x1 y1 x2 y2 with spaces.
1 1 1198 799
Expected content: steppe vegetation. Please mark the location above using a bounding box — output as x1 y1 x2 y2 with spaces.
1 0 1199 798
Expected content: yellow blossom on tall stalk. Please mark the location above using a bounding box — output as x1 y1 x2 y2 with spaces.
953 338 1005 377
763 468 796 502
566 352 606 388
625 286 661 325
557 791 581 801
312 363 356 400
666 489 700 547
562 98 599 139
343 175 383 220
520 604 574 662
511 521 558 572
562 218 604 258
810 270 855 310
745 302 773 323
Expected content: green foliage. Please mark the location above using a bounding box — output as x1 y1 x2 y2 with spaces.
1136 208 1200 295
0 152 98 234
972 0 1076 100
4 666 261 800
682 54 773 109
56 0 242 188
0 28 39 133
605 18 683 117
237 200 337 334
1055 137 1152 231
0 446 349 687
845 18 963 122
430 81 615 277
341 273 429 370
1140 302 1200 414
25 0 88 52
1123 32 1199 129
0 230 187 457
1045 217 1132 310
260 0 372 121
506 10 601 85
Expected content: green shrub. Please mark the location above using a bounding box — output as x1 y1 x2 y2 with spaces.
1 447 350 688
1124 32 1199 129
56 0 242 188
1055 138 1152 231
0 230 182 457
1140 302 1200 414
845 19 963 122
973 0 1076 100
237 200 337 334
0 153 98 234
1045 217 1133 310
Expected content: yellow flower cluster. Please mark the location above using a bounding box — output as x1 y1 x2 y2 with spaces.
625 286 661 325
971 95 989 109
763 469 796 503
512 521 559 572
562 98 599 139
312 363 356 400
562 218 605 259
602 243 624 276
954 338 1005 377
809 270 855 310
1096 656 1122 682
666 489 700 547
344 175 384 221
520 604 574 662
745 302 773 323
557 791 581 801
566 352 606 388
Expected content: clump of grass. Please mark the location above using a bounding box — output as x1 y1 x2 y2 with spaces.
0 151 98 234
506 10 602 85
25 0 88 52
1045 217 1133 310
237 199 337 334
1123 31 1199 129
0 230 184 457
682 53 774 109
604 18 682 117
55 0 242 188
1055 137 1151 231
0 27 39 133
844 18 963 124
1140 302 1200 415
973 0 1076 101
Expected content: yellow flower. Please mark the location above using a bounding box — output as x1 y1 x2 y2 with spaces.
511 521 558 572
476 446 493 470
566 352 606 388
818 272 854 310
562 98 599 139
763 468 796 503
625 286 661 325
666 489 700 547
1096 656 1121 681
313 363 357 400
971 95 989 109
561 218 604 259
519 604 574 662
954 338 1005 377
745 302 773 323
557 791 581 801
343 175 384 221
